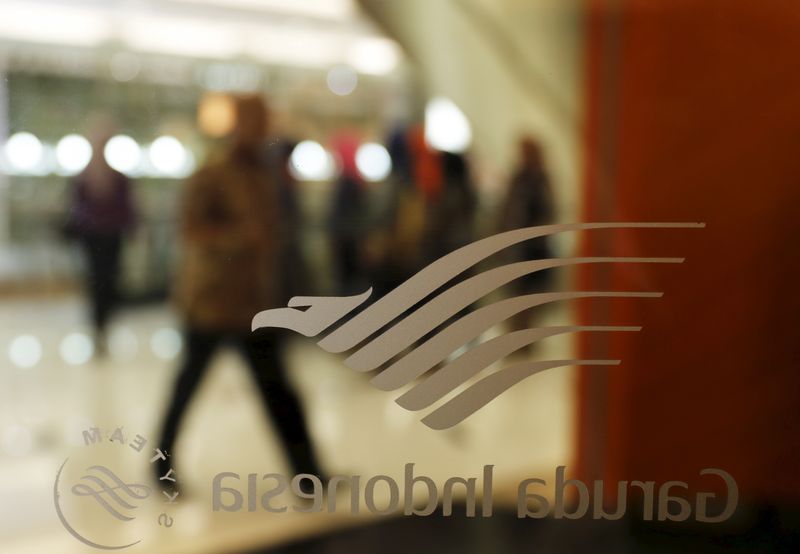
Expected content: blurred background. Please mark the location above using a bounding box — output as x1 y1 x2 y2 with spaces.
0 0 798 552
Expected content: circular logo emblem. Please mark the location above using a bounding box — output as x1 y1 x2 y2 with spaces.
53 426 178 550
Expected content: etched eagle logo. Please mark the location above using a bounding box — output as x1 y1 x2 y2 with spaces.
252 223 703 430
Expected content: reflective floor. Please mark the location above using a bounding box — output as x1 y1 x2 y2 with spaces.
0 295 575 553
251 506 800 554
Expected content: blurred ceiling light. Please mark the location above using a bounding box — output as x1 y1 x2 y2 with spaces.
0 2 111 47
246 26 348 68
109 52 142 82
425 97 472 154
326 65 358 96
356 142 392 182
148 136 189 177
171 0 356 21
104 135 142 175
8 335 42 369
4 132 44 174
122 16 242 59
347 37 400 75
59 333 94 365
289 140 334 181
151 328 182 360
198 93 237 137
55 134 92 175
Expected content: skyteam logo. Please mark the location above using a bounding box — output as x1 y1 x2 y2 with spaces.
54 426 178 550
253 223 704 429
68 465 151 522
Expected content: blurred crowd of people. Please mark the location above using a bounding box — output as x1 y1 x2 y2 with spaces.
61 93 557 489
329 126 556 302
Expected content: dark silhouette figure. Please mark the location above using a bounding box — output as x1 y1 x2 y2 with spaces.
498 136 555 285
423 151 478 264
366 125 441 296
327 132 367 296
156 95 321 490
64 126 136 355
497 137 556 336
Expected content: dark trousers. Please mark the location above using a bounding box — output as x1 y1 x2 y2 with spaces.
157 328 321 478
80 233 122 334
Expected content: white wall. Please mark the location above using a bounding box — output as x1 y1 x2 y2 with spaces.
360 0 584 226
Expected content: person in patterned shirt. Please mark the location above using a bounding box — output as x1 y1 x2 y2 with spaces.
156 95 322 491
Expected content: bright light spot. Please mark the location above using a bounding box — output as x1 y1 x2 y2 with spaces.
198 93 236 137
110 52 141 82
122 15 241 59
60 333 94 365
8 335 42 369
104 135 142 175
55 134 92 175
4 132 44 173
0 2 111 47
246 25 348 68
356 142 392 182
289 140 334 181
326 65 358 96
425 97 472 154
148 136 189 177
347 37 400 75
109 327 139 361
151 328 182 360
2 425 33 456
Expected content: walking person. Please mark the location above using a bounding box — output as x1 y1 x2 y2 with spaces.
156 95 322 490
496 136 557 337
64 122 137 356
